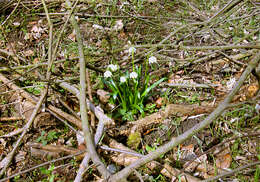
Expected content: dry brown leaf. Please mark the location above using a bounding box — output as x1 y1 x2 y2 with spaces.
181 144 194 151
24 49 34 57
247 84 259 98
216 153 232 169
33 58 40 64
68 29 76 42
162 163 200 182
155 97 164 108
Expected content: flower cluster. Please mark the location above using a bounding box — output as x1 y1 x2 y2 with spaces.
103 48 164 121
104 64 139 81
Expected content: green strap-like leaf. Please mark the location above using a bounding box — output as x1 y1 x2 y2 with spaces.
141 78 166 98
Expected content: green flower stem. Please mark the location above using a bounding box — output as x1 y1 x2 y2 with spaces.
132 52 135 72
144 59 149 91
119 83 127 111
110 79 126 111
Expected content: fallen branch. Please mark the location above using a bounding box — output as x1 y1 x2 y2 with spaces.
66 0 111 179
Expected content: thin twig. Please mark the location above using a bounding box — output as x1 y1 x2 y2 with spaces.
0 117 22 122
134 169 144 182
201 161 260 182
176 132 260 179
1 0 21 25
135 43 260 50
100 145 144 158
0 85 45 95
164 83 217 89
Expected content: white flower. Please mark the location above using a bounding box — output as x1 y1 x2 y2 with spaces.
130 72 138 79
148 56 157 64
120 76 127 83
107 64 119 72
243 29 249 35
113 20 124 31
226 77 236 91
128 47 136 55
104 70 112 78
93 24 104 30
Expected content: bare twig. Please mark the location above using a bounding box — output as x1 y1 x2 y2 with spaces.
0 127 23 138
176 132 260 179
135 43 260 50
133 169 144 182
74 108 109 182
0 58 104 73
86 69 96 128
201 161 260 182
0 48 27 63
164 83 217 89
0 117 22 122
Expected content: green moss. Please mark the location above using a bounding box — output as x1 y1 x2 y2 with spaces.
127 131 141 149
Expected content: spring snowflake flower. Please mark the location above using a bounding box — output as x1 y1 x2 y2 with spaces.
104 70 112 78
108 64 119 72
128 47 136 55
226 77 236 91
148 56 157 64
120 76 127 83
130 72 138 79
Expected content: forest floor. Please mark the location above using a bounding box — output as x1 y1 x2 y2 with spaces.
0 0 259 182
